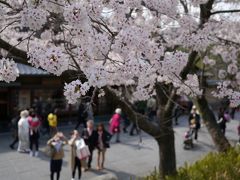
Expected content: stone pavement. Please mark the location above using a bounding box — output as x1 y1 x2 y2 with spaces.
0 114 239 180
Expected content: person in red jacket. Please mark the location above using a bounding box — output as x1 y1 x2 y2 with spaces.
109 108 122 143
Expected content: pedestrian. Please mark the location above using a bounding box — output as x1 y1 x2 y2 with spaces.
69 130 84 180
18 110 30 153
42 98 53 135
9 110 20 149
82 120 97 170
28 109 41 157
33 97 43 118
109 108 122 143
217 108 230 135
96 123 112 170
48 109 58 137
188 106 200 140
75 103 88 129
47 132 67 180
122 114 130 133
174 105 183 125
129 122 139 136
146 97 157 121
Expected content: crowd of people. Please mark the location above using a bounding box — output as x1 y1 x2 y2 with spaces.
8 105 136 180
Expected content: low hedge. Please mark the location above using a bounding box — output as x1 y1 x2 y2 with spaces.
144 147 240 180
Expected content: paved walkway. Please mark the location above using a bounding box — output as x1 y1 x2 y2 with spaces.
0 114 239 180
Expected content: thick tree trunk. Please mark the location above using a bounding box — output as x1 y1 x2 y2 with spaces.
156 126 176 179
156 86 177 179
196 96 231 152
105 86 176 178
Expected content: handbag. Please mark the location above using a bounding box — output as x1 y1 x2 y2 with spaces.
44 145 54 158
76 139 90 160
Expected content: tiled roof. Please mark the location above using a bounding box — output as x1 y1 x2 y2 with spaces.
17 63 49 76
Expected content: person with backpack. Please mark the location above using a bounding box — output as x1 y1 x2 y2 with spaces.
47 132 67 180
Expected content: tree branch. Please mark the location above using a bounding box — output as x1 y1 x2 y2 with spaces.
104 86 161 137
0 0 12 8
0 38 28 64
211 9 240 15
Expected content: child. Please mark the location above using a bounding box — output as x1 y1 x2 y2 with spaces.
96 123 112 170
47 132 67 180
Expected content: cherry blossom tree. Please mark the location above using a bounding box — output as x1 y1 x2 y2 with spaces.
1 0 240 178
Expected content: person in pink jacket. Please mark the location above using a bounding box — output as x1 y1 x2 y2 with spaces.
109 108 122 143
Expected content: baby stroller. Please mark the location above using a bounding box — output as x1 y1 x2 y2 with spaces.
183 128 194 150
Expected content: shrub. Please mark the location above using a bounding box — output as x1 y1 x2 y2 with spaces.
143 147 240 180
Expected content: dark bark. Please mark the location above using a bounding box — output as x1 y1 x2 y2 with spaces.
157 108 176 179
156 85 177 178
195 96 231 152
157 130 176 179
0 38 28 64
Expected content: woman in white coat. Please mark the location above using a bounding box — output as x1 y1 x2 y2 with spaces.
18 110 30 153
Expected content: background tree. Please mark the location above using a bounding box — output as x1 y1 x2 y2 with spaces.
1 0 240 178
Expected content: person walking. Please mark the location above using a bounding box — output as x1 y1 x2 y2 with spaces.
28 110 41 157
188 106 201 140
47 132 67 180
96 123 112 170
146 97 157 121
75 103 88 129
82 120 97 169
9 110 20 149
109 108 122 143
217 108 230 135
69 130 84 180
18 110 30 153
48 109 58 137
129 122 139 136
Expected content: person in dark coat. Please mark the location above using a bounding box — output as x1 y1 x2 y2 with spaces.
188 106 201 140
82 120 98 169
217 108 229 135
95 123 112 170
75 103 88 129
9 110 20 149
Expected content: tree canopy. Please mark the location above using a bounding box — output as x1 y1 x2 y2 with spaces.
0 0 240 106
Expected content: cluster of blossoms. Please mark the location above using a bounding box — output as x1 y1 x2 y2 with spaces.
0 58 19 83
203 56 216 66
176 74 202 97
64 80 90 104
28 45 69 76
20 7 48 31
158 51 189 84
1 0 240 106
212 81 240 107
